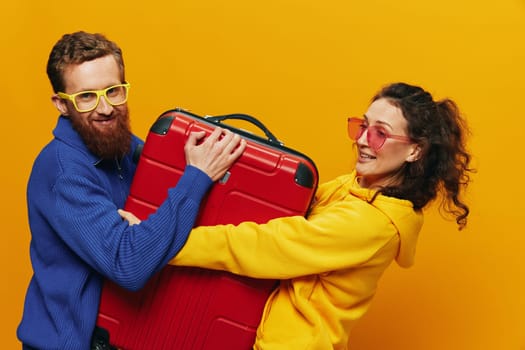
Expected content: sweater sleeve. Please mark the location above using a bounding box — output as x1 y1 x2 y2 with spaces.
51 165 212 290
169 196 400 279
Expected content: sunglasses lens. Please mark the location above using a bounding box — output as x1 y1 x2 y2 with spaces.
368 127 386 151
348 119 389 151
347 119 364 140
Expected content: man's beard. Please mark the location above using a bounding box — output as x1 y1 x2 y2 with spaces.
70 112 132 160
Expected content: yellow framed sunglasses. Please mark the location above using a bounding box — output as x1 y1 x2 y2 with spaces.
57 83 130 113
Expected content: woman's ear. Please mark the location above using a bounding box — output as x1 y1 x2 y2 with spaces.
406 144 422 163
51 95 69 116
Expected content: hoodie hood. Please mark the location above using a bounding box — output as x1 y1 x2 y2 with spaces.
347 171 424 268
373 196 423 267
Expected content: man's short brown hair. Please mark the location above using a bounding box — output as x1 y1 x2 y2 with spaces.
47 31 125 93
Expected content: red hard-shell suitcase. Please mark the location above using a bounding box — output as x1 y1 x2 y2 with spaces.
96 109 318 350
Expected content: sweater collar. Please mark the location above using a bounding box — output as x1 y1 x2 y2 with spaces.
52 115 104 165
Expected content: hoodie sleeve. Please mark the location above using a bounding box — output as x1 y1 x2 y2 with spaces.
170 194 405 279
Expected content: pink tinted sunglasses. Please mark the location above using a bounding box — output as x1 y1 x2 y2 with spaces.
347 117 412 152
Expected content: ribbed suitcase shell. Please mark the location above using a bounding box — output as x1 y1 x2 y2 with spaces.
96 109 318 350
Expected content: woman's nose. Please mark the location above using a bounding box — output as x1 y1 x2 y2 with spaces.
356 128 369 146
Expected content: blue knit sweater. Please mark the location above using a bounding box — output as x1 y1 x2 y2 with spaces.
17 116 212 349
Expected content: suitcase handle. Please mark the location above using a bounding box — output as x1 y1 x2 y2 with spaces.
206 114 282 146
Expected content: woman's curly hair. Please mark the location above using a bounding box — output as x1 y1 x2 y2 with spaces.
372 82 474 230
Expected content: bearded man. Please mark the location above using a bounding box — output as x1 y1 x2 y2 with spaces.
17 31 245 350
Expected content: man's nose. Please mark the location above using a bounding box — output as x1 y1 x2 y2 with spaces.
96 95 114 114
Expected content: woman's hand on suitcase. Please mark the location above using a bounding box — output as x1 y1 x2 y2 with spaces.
118 209 141 226
185 128 246 182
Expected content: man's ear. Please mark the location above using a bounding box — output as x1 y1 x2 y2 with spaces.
406 144 422 163
51 95 69 116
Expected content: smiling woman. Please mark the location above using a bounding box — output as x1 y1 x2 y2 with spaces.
152 82 475 349
361 83 473 222
351 98 422 190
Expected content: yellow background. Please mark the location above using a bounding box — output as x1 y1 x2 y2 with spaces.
1 0 524 349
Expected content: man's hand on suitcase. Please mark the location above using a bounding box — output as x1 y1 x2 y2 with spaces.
185 128 246 182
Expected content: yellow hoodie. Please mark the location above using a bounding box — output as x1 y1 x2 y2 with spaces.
169 171 423 349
